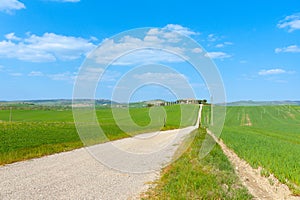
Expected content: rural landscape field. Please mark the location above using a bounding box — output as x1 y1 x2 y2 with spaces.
0 104 199 165
1 102 299 199
1 0 300 199
202 105 300 195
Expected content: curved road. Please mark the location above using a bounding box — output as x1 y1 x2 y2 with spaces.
0 105 202 200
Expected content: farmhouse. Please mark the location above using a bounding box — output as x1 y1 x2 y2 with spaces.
177 99 199 104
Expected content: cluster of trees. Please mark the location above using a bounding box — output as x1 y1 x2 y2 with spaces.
197 99 207 104
147 99 208 107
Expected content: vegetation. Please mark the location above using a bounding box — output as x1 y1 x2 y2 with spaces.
143 128 252 199
202 105 300 195
0 122 82 165
0 104 199 165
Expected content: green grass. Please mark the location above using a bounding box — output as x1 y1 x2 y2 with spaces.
0 104 199 165
143 128 252 200
202 105 300 195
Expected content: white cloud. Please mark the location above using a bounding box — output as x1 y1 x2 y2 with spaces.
0 32 96 62
258 69 286 76
90 36 98 41
207 34 218 42
205 52 231 59
192 48 203 53
163 24 198 36
5 33 21 41
215 44 224 48
0 0 25 13
277 13 300 32
28 71 44 76
275 45 300 53
215 42 233 48
91 24 196 65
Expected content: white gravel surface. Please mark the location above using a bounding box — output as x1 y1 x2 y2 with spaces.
0 106 201 200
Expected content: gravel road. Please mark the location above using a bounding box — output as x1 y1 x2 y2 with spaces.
0 105 201 200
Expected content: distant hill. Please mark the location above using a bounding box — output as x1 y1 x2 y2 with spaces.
0 99 119 107
226 100 300 106
144 99 166 105
2 99 299 108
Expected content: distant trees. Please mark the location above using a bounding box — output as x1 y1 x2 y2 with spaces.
148 99 208 106
197 99 208 104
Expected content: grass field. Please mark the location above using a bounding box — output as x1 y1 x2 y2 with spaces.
0 104 199 165
202 105 300 195
143 128 252 199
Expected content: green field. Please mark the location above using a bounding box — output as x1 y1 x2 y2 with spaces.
143 128 252 199
0 104 199 165
202 105 300 195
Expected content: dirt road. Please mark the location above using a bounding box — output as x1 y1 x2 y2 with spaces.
207 129 299 200
0 105 201 200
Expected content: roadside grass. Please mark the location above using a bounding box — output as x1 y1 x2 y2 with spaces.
143 128 252 200
202 105 300 195
0 104 198 165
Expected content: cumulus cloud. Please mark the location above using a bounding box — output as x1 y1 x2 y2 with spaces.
275 45 300 53
0 32 96 62
277 13 300 32
162 24 198 36
0 0 25 13
258 69 287 76
91 24 198 65
205 52 231 59
5 33 21 41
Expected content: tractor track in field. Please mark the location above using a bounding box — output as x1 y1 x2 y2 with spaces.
207 129 299 200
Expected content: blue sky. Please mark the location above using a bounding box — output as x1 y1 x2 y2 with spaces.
0 0 299 102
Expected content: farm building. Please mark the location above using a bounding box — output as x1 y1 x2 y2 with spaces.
177 99 199 104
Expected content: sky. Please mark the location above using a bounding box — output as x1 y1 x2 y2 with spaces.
0 0 299 102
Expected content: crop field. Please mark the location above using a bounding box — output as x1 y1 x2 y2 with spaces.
0 104 199 165
143 128 252 199
202 105 300 195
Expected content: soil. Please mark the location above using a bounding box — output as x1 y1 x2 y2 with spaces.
207 130 300 200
